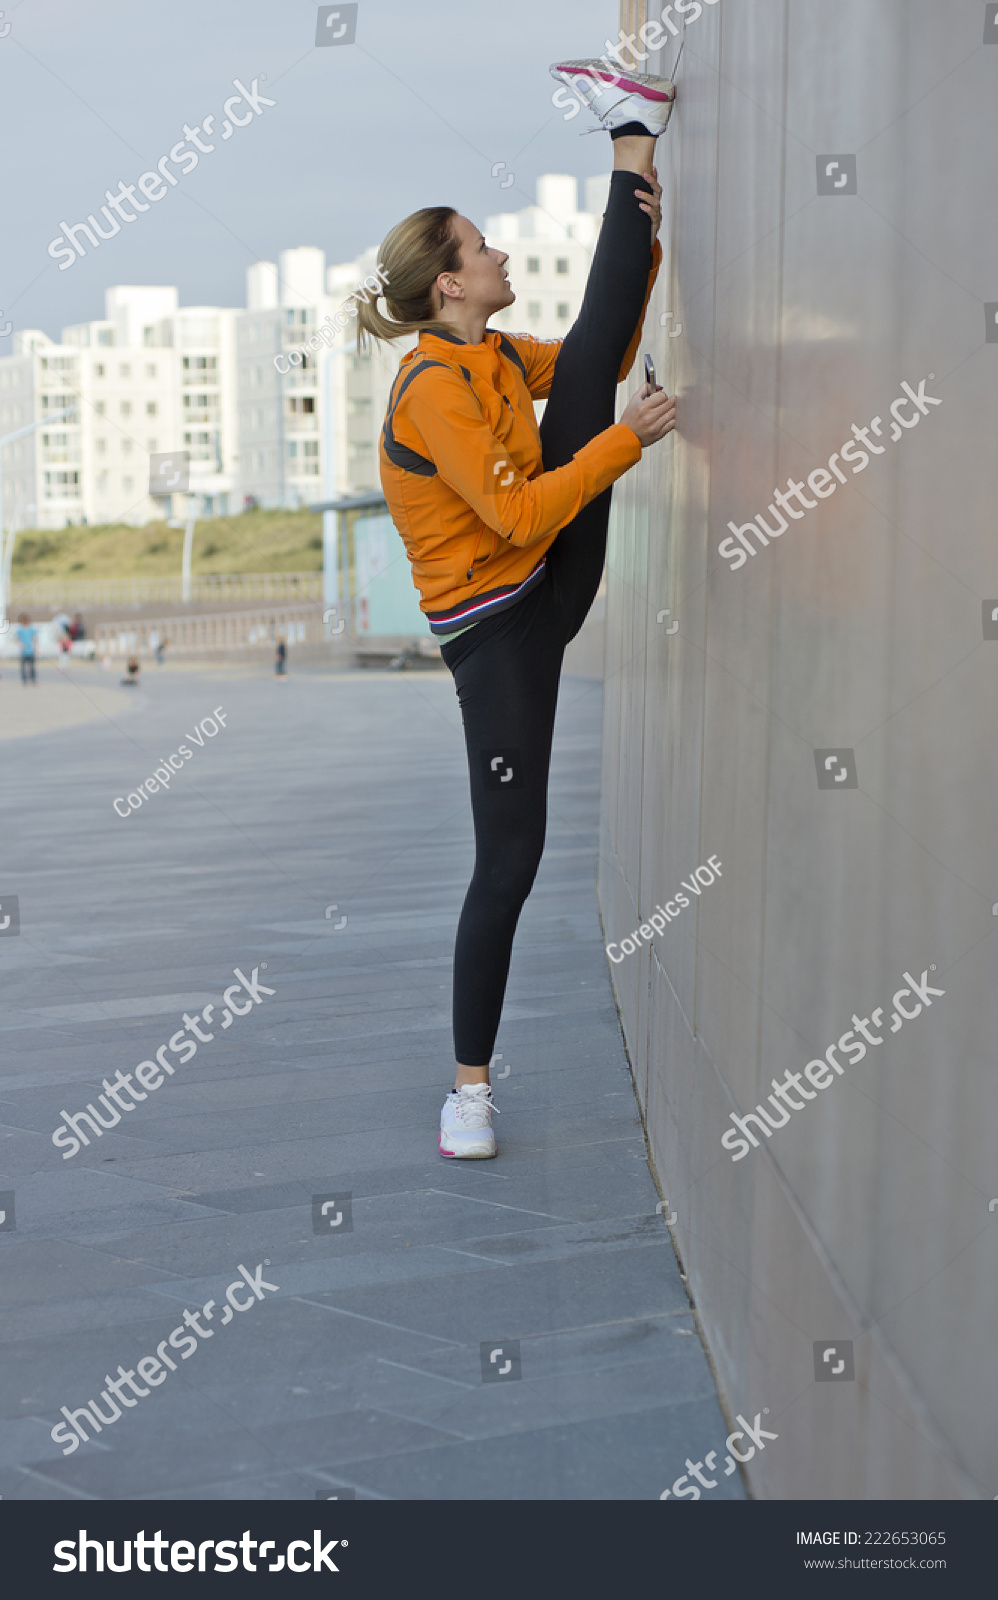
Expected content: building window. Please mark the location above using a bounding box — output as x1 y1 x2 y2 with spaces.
43 469 80 496
147 438 157 451
146 401 157 415
557 302 570 319
94 364 105 377
303 440 319 456
288 396 315 413
120 401 132 416
119 363 131 378
555 258 569 274
145 363 157 378
527 301 541 320
94 401 105 416
123 475 133 492
96 439 106 453
122 439 133 455
526 257 540 273
97 330 113 346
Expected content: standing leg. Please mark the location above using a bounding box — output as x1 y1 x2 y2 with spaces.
443 588 564 1082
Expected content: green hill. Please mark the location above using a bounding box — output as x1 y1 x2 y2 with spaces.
10 507 323 580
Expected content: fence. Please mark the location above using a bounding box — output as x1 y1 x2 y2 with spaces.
93 603 326 657
9 572 322 610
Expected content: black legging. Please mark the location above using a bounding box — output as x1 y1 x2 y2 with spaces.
441 167 655 1066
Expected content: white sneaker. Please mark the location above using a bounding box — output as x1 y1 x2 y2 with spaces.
439 1084 499 1159
549 60 676 136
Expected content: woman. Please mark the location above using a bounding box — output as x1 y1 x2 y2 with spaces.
357 61 678 1158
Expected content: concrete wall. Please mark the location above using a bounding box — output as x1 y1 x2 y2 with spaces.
600 0 997 1498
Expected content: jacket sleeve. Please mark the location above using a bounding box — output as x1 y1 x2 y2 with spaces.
503 336 562 400
400 369 642 550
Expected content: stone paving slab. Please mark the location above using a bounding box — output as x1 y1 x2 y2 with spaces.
0 662 743 1500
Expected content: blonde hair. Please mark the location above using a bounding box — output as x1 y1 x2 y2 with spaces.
355 206 461 354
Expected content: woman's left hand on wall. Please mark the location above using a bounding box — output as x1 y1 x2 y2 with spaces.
637 167 663 243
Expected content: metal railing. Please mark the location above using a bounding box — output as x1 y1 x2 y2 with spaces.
9 571 323 609
93 601 326 656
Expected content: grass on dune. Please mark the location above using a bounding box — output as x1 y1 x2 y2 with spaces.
10 507 324 580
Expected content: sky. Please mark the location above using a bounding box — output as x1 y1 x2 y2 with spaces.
0 0 617 345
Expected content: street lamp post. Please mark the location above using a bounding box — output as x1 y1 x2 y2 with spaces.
0 405 74 630
166 498 198 604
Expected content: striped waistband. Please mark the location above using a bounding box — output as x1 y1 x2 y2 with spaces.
425 559 547 637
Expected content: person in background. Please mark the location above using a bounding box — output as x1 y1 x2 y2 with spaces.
17 614 37 684
155 636 168 666
55 616 72 667
68 613 85 641
122 656 140 687
275 638 287 677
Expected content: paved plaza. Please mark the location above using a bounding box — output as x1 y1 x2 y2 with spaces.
0 659 740 1500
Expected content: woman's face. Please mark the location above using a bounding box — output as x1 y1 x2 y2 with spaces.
437 214 515 318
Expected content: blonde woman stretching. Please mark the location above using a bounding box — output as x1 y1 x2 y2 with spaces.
357 61 678 1157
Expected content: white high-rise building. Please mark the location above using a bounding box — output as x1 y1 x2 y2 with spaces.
0 285 238 532
234 174 606 511
235 244 409 511
0 174 608 536
486 173 608 340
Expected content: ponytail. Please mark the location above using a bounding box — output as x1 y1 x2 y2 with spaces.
355 206 461 354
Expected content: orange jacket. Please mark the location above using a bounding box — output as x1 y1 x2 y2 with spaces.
379 240 662 635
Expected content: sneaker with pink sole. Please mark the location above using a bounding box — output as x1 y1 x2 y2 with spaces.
549 60 677 136
439 1083 499 1159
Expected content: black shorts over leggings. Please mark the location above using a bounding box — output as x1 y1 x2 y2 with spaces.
440 168 654 1066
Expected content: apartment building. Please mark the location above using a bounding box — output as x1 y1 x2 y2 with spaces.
234 174 607 510
486 173 609 342
235 245 410 510
0 173 608 535
0 285 238 532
